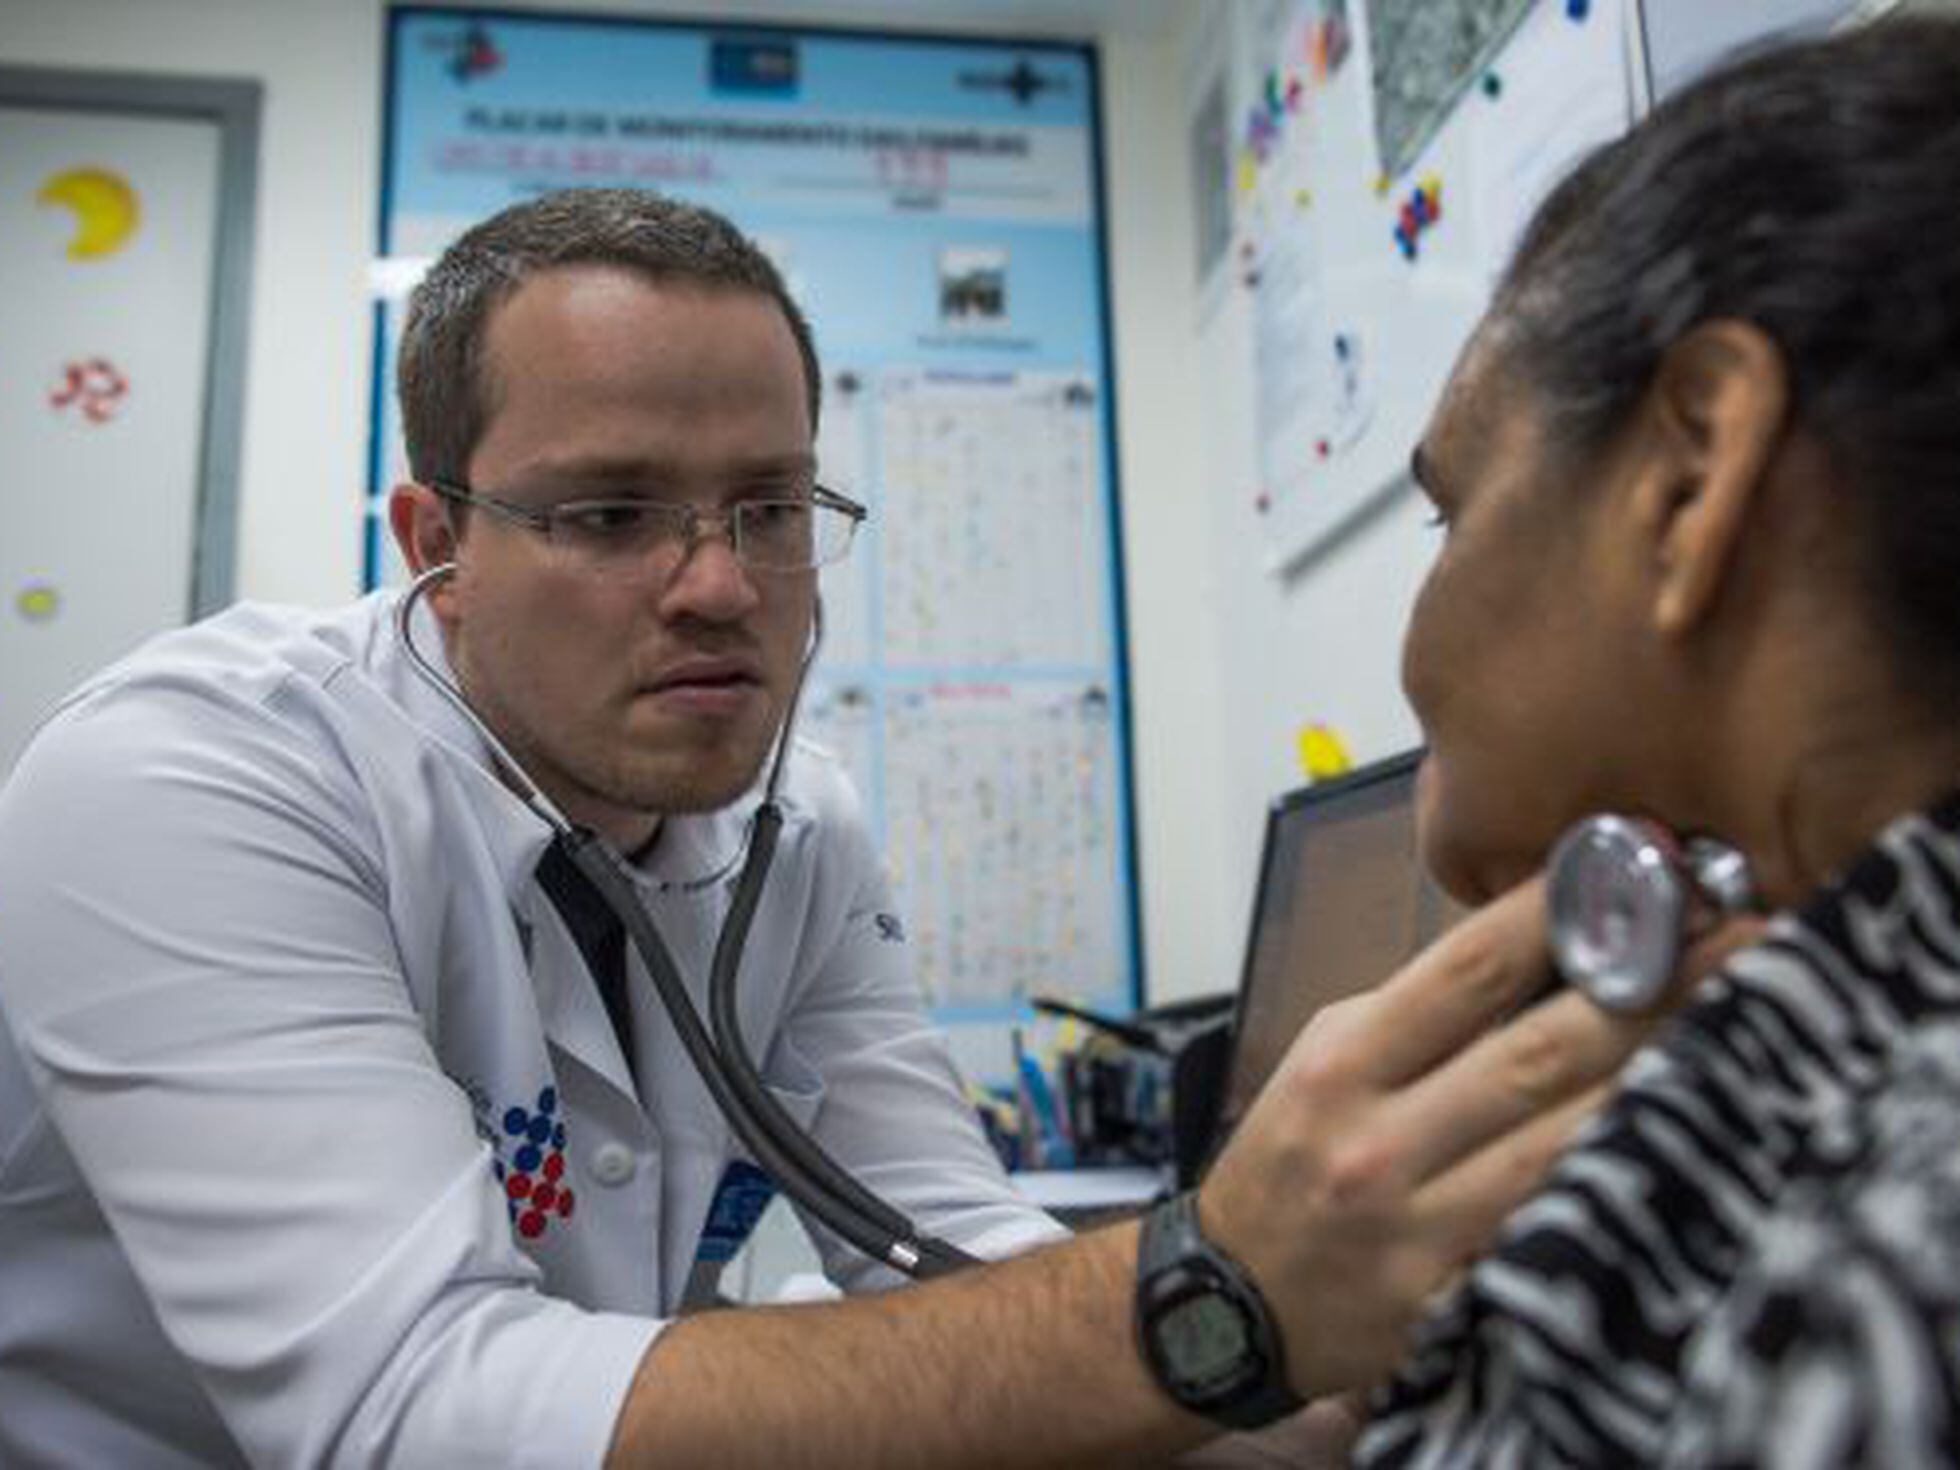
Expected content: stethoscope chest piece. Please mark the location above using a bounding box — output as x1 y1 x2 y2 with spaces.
1547 814 1755 1014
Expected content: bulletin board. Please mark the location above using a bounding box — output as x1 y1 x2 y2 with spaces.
373 9 1139 1076
1227 0 1640 575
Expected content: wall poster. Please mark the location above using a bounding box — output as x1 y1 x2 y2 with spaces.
374 8 1140 1083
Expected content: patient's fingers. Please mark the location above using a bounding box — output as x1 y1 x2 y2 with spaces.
1414 1082 1612 1268
1335 879 1555 1090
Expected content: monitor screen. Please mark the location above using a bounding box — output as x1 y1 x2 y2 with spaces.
1218 751 1464 1130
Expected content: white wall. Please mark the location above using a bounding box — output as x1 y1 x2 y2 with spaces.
1092 25 1245 1004
1161 0 1438 988
0 0 1251 1004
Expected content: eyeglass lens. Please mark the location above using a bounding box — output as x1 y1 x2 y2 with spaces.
550 500 856 570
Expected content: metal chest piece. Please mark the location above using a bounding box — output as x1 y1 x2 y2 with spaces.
1547 814 1754 1014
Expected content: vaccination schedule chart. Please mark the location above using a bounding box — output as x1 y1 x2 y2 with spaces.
369 11 1141 1078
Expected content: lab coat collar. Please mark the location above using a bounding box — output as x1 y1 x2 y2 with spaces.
633 786 763 896
630 748 818 898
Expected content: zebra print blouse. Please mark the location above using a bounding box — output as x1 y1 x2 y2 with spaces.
1356 792 1960 1468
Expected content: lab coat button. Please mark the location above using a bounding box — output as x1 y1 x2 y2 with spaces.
591 1142 636 1187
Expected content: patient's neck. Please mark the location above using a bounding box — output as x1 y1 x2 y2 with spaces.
1729 714 1960 908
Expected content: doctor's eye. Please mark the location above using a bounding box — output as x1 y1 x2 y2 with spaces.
554 501 666 544
740 500 813 535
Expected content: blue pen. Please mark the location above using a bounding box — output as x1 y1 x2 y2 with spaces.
1014 1027 1074 1171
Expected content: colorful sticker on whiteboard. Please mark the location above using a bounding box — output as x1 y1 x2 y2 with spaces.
49 358 130 424
15 583 61 625
36 167 141 260
1304 2 1352 80
1392 174 1444 261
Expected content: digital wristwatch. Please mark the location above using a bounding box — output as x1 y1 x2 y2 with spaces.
1134 1190 1303 1431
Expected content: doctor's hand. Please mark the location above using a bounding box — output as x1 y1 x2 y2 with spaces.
1196 872 1765 1404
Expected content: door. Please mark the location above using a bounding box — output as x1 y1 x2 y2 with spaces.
0 69 256 773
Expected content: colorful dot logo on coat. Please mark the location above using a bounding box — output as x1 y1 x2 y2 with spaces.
36 167 141 260
495 1085 575 1240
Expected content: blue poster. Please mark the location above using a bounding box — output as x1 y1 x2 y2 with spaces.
375 9 1139 1070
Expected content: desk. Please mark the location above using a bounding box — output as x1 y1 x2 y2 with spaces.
1009 1164 1168 1228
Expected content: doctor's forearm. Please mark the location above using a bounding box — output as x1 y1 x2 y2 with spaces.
603 1220 1212 1469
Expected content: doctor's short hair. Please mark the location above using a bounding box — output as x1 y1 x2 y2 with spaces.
1483 17 1960 702
396 187 822 487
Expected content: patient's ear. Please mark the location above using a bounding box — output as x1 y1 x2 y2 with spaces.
1635 320 1790 637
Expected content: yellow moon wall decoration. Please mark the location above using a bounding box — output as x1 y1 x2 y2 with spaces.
36 167 141 260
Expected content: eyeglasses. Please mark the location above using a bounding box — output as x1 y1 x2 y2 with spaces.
428 478 867 572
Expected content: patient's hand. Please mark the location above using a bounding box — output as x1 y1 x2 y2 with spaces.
1193 873 1763 1406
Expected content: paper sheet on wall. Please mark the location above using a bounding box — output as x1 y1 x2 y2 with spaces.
804 367 1131 1015
877 369 1105 667
879 679 1122 1008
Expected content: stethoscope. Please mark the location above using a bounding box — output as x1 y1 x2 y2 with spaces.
396 564 975 1280
1547 813 1759 1013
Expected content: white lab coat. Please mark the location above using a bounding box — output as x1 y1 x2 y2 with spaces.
0 593 1062 1468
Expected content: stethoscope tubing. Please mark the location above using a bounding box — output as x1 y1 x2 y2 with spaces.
396 564 973 1279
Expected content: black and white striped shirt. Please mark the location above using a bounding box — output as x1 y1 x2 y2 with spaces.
1358 793 1960 1468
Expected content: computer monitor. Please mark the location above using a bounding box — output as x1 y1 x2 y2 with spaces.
1216 750 1464 1133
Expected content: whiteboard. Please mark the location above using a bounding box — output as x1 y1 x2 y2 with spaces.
1228 0 1639 576
0 96 219 772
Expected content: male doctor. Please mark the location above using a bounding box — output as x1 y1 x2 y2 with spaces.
0 190 1689 1466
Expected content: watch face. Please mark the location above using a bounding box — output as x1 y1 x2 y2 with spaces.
1160 1291 1255 1394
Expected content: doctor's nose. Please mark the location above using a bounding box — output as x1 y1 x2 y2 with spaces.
654 518 762 621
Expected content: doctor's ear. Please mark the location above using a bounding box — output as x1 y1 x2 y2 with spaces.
389 482 463 582
1634 319 1791 638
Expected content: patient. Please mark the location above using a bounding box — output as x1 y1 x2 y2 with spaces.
1355 18 1960 1465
